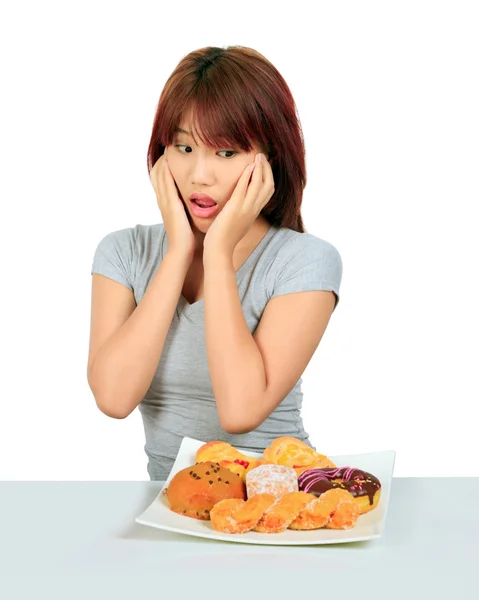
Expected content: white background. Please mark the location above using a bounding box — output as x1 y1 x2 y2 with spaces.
1 1 477 480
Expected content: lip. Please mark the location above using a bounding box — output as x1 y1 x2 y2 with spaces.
189 193 217 204
189 193 219 219
189 199 219 218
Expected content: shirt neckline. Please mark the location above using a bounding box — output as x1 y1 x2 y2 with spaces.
161 224 278 318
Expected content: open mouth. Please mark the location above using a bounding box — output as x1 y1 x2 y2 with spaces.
189 199 219 218
193 200 216 208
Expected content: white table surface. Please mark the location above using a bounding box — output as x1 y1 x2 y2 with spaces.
1 478 478 599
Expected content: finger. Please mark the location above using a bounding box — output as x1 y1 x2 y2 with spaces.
229 160 255 205
243 159 256 188
250 155 273 211
151 156 165 197
262 153 274 187
161 157 174 199
162 158 178 203
155 156 170 205
257 153 266 183
244 155 264 204
261 155 275 204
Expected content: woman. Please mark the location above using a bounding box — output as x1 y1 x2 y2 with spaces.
88 45 342 481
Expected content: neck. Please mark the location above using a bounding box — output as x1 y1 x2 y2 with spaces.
193 216 270 260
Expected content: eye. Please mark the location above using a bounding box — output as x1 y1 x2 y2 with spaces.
174 144 192 154
174 145 237 159
217 150 237 159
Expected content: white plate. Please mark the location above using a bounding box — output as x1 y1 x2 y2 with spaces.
135 437 396 545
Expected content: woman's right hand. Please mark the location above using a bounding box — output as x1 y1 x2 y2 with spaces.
150 151 196 263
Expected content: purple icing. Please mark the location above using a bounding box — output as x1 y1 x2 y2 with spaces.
297 467 381 505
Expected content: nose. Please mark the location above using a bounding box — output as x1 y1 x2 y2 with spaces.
189 154 216 186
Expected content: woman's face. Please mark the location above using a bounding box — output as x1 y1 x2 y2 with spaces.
165 119 265 231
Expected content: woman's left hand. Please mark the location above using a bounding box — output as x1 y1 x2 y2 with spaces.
203 153 274 258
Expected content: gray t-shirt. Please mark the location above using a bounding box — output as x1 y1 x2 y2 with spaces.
91 222 342 480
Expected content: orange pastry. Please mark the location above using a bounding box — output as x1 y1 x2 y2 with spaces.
323 488 361 529
288 488 360 530
209 489 360 534
217 458 267 482
287 496 331 530
210 494 277 534
196 441 267 482
216 460 246 480
165 461 246 520
254 491 314 533
263 436 336 475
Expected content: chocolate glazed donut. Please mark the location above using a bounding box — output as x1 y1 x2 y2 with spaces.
297 467 381 515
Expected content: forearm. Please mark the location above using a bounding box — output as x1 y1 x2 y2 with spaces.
89 251 191 419
203 252 267 433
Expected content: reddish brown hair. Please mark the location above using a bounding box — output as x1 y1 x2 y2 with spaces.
147 46 307 233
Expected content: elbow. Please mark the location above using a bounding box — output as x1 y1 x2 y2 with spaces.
222 421 253 435
218 395 266 434
97 401 131 420
92 391 132 419
220 412 258 435
88 377 133 420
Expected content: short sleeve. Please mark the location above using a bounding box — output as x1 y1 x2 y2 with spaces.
270 235 343 309
90 227 137 291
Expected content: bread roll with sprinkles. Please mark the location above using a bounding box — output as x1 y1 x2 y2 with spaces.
166 461 246 519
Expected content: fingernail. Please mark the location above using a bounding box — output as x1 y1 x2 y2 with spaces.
256 153 263 163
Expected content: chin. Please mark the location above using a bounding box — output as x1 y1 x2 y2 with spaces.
193 218 213 231
186 212 209 231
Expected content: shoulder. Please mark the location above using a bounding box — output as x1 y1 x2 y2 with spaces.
263 227 343 306
272 228 342 272
91 223 165 290
93 222 165 257
97 222 163 245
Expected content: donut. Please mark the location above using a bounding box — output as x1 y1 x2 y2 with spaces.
246 464 298 498
210 489 360 534
165 461 246 519
297 467 381 515
263 436 336 474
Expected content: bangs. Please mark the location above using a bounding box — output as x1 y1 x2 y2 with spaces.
168 90 261 152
